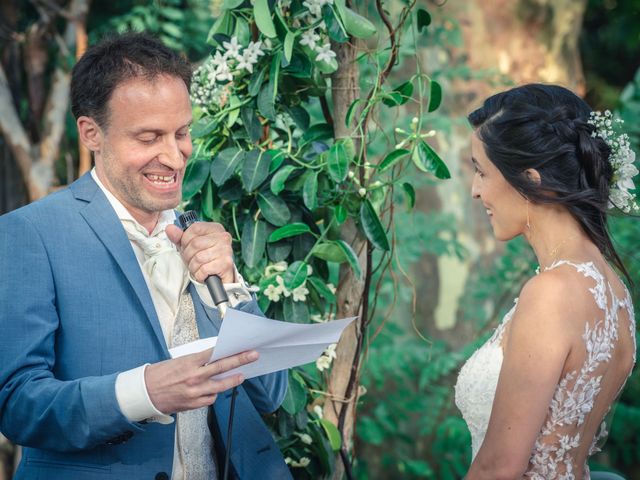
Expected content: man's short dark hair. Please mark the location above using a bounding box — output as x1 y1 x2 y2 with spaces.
70 32 192 128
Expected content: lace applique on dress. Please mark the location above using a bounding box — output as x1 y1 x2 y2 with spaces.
454 261 636 480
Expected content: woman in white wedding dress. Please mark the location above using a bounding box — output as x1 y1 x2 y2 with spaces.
454 84 637 480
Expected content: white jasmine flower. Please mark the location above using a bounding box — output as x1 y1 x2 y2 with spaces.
315 43 336 63
358 188 366 197
325 343 337 359
245 40 265 61
347 170 355 179
222 36 243 61
289 457 311 468
316 355 331 371
215 63 233 82
300 29 320 49
276 275 292 297
264 283 282 302
296 433 313 445
237 51 256 73
292 284 309 302
327 283 336 294
303 0 322 17
313 405 323 418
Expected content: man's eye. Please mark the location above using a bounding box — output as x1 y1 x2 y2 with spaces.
176 131 190 139
139 136 158 144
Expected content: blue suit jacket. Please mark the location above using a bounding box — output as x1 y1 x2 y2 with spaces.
0 173 292 479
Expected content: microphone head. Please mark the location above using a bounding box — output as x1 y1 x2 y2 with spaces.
178 210 199 231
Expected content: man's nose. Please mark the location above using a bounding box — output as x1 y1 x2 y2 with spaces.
161 137 186 168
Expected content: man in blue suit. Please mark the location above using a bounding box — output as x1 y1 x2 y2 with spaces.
0 32 291 479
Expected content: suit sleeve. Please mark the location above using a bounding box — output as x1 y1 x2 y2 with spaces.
0 212 143 452
231 297 288 414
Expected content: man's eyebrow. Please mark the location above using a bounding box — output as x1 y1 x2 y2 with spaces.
471 157 479 166
130 122 192 136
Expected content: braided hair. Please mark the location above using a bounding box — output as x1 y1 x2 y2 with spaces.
468 83 631 285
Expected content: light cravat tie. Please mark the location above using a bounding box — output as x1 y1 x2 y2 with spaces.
122 221 217 479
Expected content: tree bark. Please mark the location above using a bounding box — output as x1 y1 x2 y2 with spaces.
323 37 365 480
0 0 90 202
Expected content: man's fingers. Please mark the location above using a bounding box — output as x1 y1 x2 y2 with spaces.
189 347 214 366
200 350 259 379
165 224 183 247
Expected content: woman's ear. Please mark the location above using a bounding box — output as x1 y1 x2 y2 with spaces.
525 168 541 185
77 116 103 152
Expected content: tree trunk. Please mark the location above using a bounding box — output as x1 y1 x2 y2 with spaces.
415 0 587 343
0 0 90 203
323 37 366 479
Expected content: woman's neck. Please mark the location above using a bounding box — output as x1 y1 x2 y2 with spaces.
523 205 596 269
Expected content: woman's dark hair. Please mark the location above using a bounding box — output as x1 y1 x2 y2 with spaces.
70 32 192 128
468 83 632 285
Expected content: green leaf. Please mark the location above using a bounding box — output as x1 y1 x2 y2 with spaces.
211 148 244 186
268 150 287 173
284 31 295 64
268 223 312 242
327 141 349 182
161 22 182 39
417 8 432 32
190 118 218 139
253 0 277 38
182 158 210 201
283 296 309 323
241 106 262 143
285 105 310 131
301 123 334 144
428 79 442 112
323 6 348 43
257 84 276 121
360 199 390 251
307 276 336 302
270 165 298 194
226 95 241 128
258 191 291 226
335 204 347 224
320 418 342 451
222 0 244 8
312 242 347 263
281 371 307 414
378 148 410 172
336 239 362 278
417 141 450 179
340 7 376 39
303 171 318 210
248 65 267 97
402 182 416 210
201 179 216 220
242 149 271 191
269 52 281 103
241 218 267 268
160 7 184 21
207 12 233 44
345 98 362 127
284 260 308 290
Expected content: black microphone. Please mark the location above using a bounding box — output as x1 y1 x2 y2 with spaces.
177 210 229 317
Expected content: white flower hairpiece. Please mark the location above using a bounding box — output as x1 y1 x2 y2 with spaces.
588 110 639 213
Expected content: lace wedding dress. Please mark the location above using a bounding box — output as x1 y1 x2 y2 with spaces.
455 261 636 479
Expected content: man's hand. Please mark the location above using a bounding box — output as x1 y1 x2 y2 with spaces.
144 348 258 414
166 222 235 284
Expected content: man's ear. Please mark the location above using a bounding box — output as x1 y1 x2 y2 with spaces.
77 116 103 152
525 168 541 185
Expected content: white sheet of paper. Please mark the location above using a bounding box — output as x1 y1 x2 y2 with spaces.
169 309 355 380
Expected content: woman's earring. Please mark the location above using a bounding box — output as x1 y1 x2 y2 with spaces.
526 199 531 230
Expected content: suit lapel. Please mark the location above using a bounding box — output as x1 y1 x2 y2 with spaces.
70 173 169 356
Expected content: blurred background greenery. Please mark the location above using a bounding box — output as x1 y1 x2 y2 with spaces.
1 0 638 479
